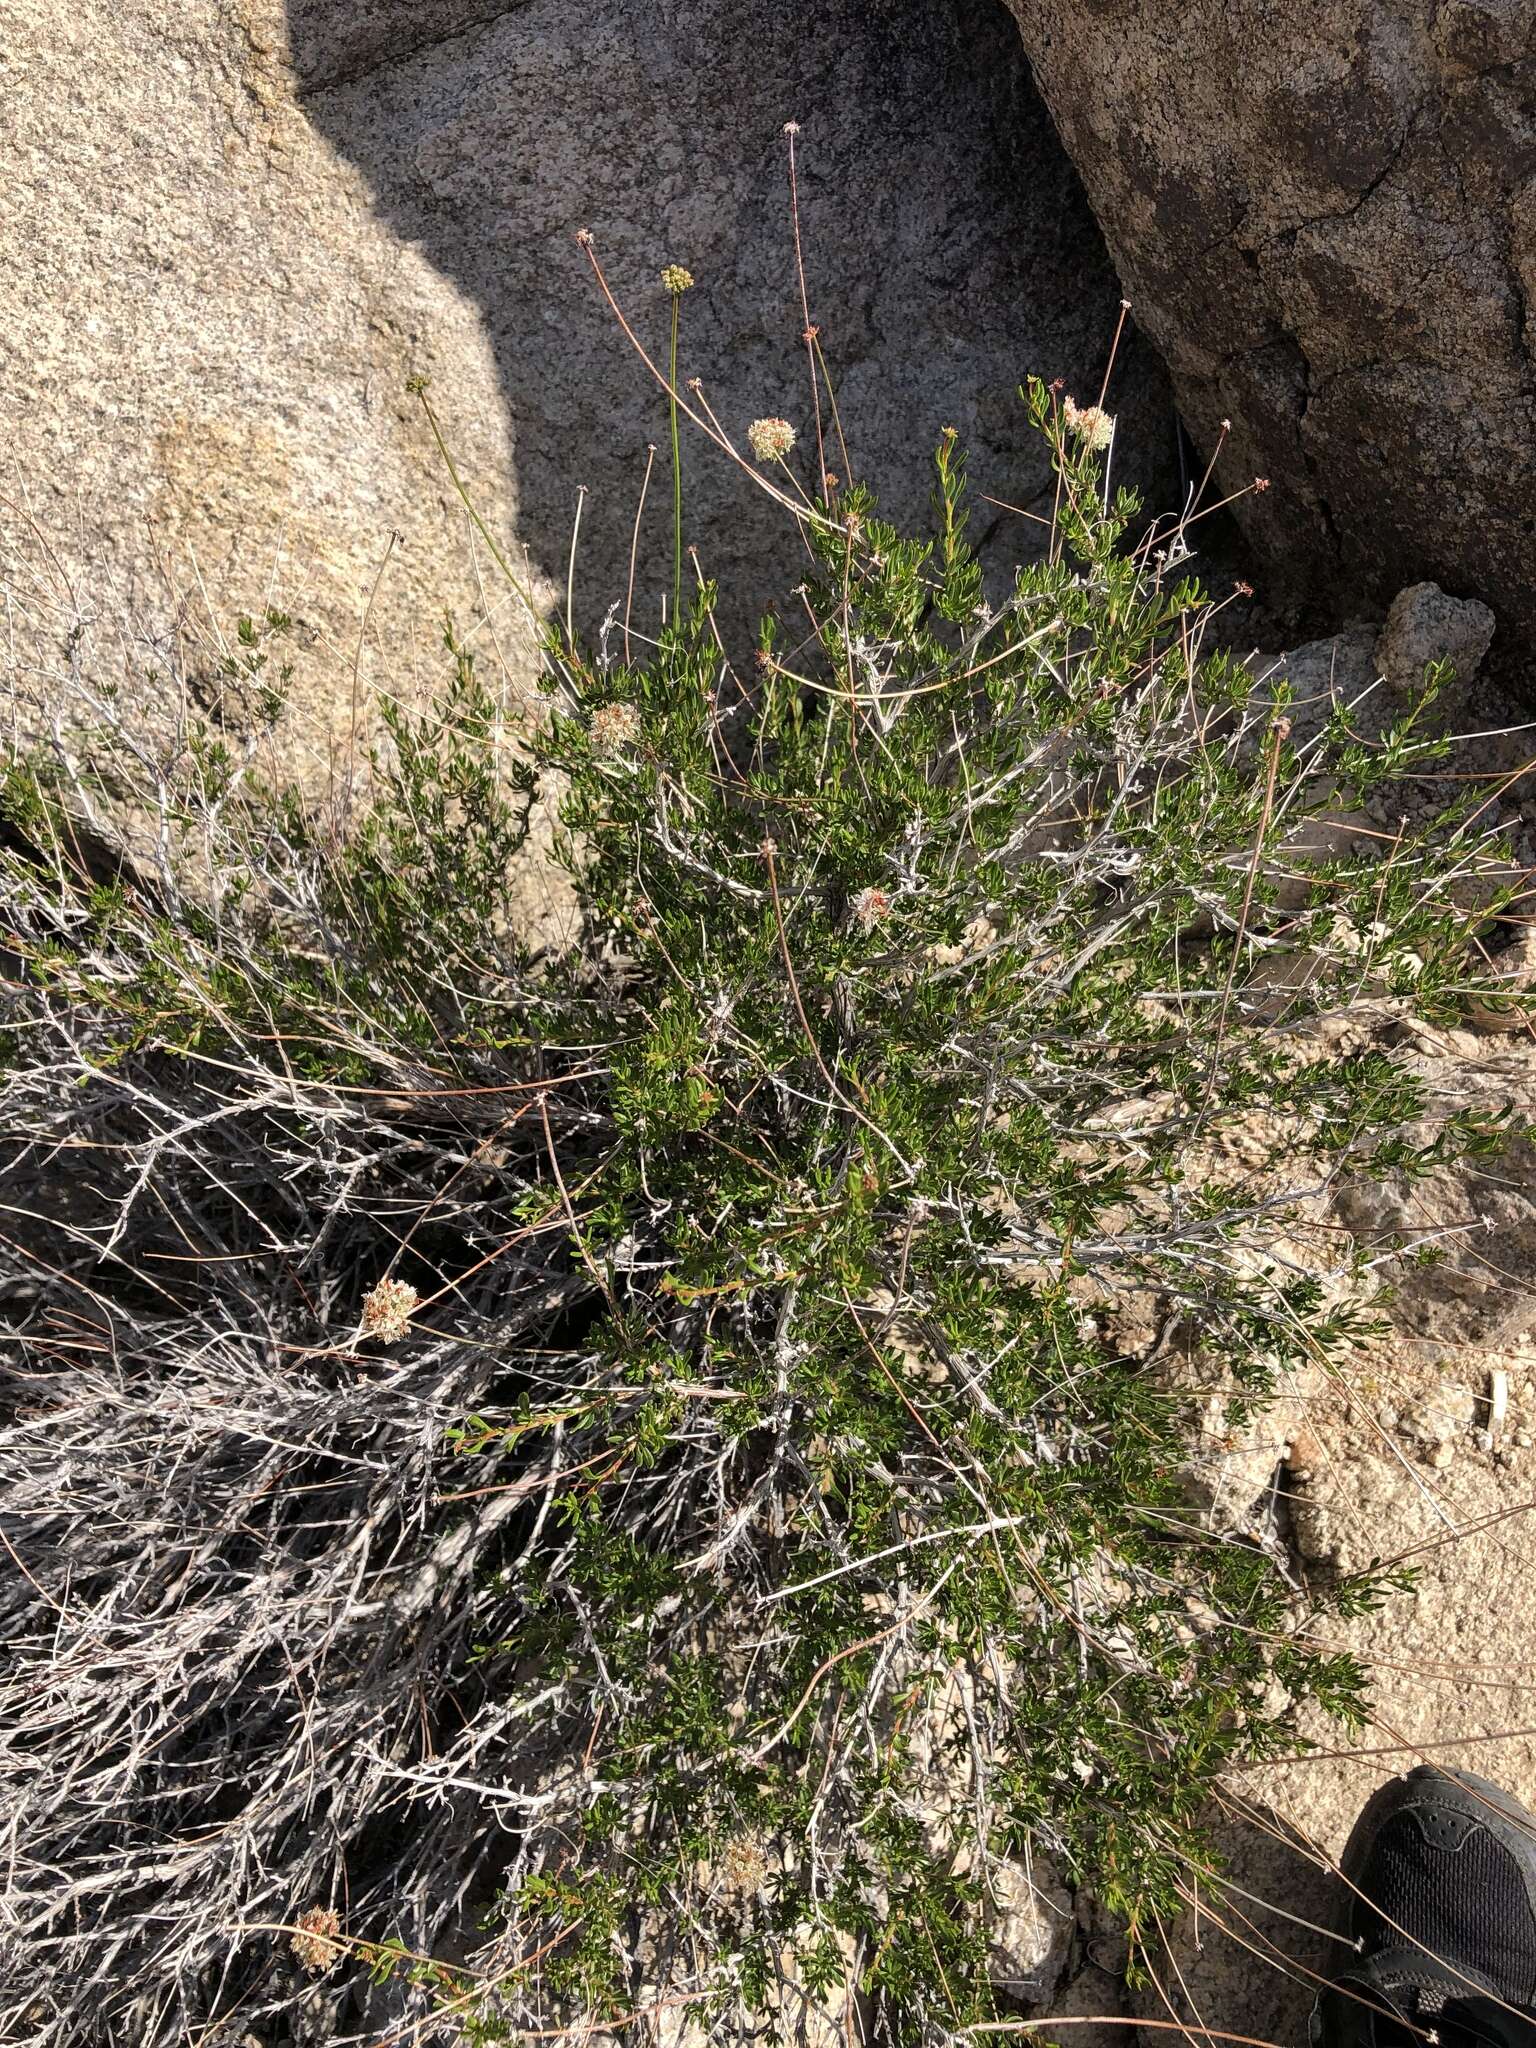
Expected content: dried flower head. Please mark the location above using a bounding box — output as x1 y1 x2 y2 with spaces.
291 1905 342 1975
660 264 694 296
747 417 796 463
589 701 642 754
852 886 891 931
719 1830 770 1897
1061 396 1116 452
361 1277 418 1344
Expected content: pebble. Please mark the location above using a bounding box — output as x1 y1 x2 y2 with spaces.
1489 1369 1510 1431
1401 1384 1478 1445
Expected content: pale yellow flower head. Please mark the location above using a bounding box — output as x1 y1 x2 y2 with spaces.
1062 395 1116 452
590 701 642 754
747 417 796 463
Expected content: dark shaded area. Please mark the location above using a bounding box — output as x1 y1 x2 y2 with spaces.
290 0 1197 637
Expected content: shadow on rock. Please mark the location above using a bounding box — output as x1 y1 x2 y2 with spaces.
288 0 1182 635
1135 1792 1342 2046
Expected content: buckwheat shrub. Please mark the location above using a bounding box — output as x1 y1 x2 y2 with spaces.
0 386 1516 2046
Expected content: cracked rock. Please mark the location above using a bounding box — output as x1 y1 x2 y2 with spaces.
1003 0 1533 647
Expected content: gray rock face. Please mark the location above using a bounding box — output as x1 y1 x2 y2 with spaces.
284 0 519 87
295 0 1176 638
2 0 531 779
2 0 1174 797
1002 0 1536 653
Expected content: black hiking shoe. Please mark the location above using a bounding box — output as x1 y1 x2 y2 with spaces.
1313 1766 1536 2048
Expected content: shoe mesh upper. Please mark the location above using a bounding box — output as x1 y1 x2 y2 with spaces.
1355 1806 1536 2011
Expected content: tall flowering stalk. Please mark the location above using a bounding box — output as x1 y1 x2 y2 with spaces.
660 264 694 624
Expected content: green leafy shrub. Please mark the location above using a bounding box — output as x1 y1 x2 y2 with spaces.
0 379 1518 2046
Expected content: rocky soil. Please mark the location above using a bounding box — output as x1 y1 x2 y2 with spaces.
1036 1005 1536 2045
998 574 1536 2044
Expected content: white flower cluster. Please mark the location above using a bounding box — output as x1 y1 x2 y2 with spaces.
1062 395 1116 452
747 416 796 463
360 1276 418 1344
590 701 642 754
